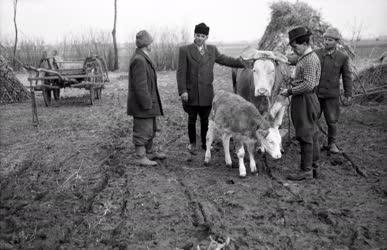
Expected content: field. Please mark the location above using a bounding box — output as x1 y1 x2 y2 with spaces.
1 44 387 249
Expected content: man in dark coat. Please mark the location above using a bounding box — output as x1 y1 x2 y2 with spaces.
176 22 246 154
280 26 321 181
315 27 353 154
127 30 165 166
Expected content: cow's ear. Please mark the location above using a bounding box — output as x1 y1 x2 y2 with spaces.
256 128 269 139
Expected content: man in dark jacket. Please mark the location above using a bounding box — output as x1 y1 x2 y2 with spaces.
127 30 165 166
315 27 353 154
176 22 245 154
280 26 321 181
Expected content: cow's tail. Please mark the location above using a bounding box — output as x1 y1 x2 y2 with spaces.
231 68 237 93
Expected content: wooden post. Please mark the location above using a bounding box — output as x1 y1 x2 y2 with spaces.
89 86 94 105
29 73 39 126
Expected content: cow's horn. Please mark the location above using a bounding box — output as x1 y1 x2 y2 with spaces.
272 51 289 64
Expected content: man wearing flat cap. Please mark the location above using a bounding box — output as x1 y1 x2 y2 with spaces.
127 30 166 166
315 27 353 154
176 22 246 155
280 26 321 181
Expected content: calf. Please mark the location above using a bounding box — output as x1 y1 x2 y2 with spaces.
204 90 288 177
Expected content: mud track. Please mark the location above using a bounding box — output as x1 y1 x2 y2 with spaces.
0 69 386 249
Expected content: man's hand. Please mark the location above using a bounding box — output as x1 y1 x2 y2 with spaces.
280 88 291 97
342 96 352 106
181 92 188 102
239 57 253 69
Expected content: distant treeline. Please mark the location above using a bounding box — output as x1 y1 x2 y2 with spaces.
0 27 191 72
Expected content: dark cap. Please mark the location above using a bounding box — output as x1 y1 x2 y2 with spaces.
194 22 209 36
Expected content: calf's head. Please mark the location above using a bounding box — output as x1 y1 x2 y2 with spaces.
255 95 289 159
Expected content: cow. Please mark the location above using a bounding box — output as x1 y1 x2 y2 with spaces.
204 90 289 178
232 48 292 115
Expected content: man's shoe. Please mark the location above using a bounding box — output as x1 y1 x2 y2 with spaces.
147 151 167 160
286 170 313 181
133 156 157 166
187 144 197 155
329 143 340 154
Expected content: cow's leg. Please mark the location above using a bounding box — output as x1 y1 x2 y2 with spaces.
246 142 257 174
221 133 232 167
204 120 215 165
236 141 247 177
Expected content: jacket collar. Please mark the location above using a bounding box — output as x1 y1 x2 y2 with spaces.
298 47 314 61
322 47 337 57
188 43 209 63
136 48 156 70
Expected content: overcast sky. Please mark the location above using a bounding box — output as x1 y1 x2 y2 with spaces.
0 0 386 44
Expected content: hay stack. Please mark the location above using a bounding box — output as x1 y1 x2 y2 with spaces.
0 55 30 104
355 64 387 89
258 1 354 58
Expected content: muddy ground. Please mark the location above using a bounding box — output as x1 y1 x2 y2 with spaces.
1 66 387 249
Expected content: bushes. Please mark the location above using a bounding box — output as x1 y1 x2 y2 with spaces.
121 27 190 72
1 27 190 72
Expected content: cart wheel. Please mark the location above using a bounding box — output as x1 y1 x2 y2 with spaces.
43 88 52 106
53 89 60 100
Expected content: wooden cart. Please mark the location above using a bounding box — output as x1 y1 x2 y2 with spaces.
27 55 109 106
26 55 109 126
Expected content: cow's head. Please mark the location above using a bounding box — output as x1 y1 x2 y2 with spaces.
255 95 289 159
240 48 289 98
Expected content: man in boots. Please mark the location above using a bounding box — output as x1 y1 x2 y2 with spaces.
315 27 353 154
127 30 166 166
280 26 321 181
176 22 246 155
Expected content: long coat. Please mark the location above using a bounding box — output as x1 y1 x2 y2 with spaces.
127 49 163 118
176 43 244 106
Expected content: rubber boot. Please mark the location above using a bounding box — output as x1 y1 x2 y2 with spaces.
146 141 166 160
329 143 340 154
134 146 157 166
286 170 313 181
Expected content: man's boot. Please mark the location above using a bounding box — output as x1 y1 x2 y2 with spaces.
312 162 319 179
187 143 197 155
146 141 167 160
147 151 167 160
286 169 313 181
134 146 157 166
329 143 340 154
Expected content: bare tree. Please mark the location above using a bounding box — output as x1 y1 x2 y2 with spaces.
12 0 18 68
112 0 119 71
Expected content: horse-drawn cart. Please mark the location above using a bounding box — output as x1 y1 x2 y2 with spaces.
26 55 109 106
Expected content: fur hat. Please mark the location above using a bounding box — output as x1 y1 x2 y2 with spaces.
194 23 210 36
136 30 153 48
288 26 312 44
323 27 342 40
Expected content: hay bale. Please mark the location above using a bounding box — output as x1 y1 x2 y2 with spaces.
258 1 354 58
355 64 387 89
0 55 30 104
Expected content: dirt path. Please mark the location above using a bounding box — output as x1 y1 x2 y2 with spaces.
0 69 386 249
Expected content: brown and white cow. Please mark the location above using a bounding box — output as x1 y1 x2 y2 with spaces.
204 90 288 177
232 47 292 115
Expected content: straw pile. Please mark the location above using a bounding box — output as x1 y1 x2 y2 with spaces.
258 1 354 58
0 55 30 104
